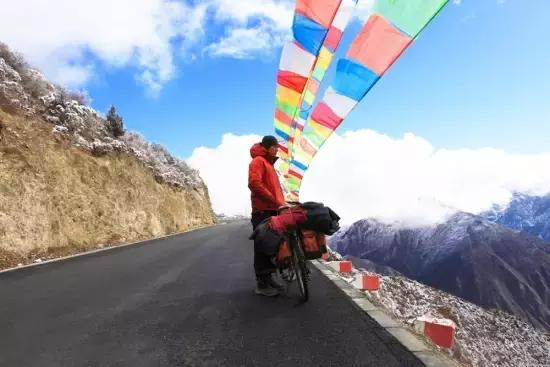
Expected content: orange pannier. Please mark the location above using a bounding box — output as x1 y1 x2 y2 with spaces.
277 240 291 265
301 230 328 260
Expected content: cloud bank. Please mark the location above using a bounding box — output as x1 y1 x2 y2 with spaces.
0 0 295 93
188 130 550 226
0 0 197 94
0 0 380 93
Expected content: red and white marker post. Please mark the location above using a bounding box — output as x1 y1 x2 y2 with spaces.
328 260 353 274
414 315 456 349
353 272 380 291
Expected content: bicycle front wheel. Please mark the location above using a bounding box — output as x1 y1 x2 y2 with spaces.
290 236 309 303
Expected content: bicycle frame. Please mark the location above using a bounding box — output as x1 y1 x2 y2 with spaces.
287 227 310 303
276 204 310 302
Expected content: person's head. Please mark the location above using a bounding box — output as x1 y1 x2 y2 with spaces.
261 135 279 157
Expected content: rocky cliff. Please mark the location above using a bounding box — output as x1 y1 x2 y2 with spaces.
0 44 216 269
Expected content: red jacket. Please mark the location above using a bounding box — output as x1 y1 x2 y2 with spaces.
269 207 308 233
248 143 285 212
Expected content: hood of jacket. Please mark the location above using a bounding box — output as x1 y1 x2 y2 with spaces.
250 143 278 164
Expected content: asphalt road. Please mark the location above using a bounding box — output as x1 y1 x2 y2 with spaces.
0 222 424 367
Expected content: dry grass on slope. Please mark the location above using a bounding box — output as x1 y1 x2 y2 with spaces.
0 111 215 269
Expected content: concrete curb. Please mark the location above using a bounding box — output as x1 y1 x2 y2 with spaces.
0 224 217 276
312 260 461 367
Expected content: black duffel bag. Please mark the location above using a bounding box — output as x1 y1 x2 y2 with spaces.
300 202 340 235
249 219 284 257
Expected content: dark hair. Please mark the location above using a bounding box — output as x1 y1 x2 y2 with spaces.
261 135 279 148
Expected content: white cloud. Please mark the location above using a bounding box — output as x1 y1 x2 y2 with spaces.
0 0 296 93
205 24 287 59
0 0 197 93
0 0 380 93
205 0 378 61
204 0 293 59
188 130 550 226
51 63 94 87
180 3 210 51
0 0 381 93
209 0 293 30
187 133 261 216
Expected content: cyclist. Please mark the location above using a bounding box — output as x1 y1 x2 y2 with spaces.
248 135 286 296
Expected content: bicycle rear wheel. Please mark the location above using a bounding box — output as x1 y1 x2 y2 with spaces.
290 234 309 303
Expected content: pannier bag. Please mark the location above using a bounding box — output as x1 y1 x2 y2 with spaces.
250 203 339 265
250 220 283 257
270 206 307 233
301 230 328 260
277 240 291 265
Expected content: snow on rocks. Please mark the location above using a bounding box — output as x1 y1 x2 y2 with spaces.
365 273 550 366
0 58 33 114
122 133 203 188
1 46 205 190
52 125 68 134
324 249 550 367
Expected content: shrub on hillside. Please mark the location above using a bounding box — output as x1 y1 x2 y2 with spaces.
1 42 204 189
106 106 125 138
0 43 27 75
43 91 71 127
0 43 52 101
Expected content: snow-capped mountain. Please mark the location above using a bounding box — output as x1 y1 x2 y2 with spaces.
329 212 550 331
482 193 550 241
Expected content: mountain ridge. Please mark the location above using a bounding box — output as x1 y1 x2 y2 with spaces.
330 211 550 331
482 192 550 241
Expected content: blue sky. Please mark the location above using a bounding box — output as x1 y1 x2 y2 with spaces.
86 0 549 157
3 0 550 220
4 0 549 158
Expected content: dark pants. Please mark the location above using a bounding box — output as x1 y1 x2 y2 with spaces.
251 210 278 280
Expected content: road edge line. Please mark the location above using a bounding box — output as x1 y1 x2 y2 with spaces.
0 223 218 275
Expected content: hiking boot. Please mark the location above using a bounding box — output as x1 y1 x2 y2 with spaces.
255 285 280 297
255 274 281 297
266 273 284 290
